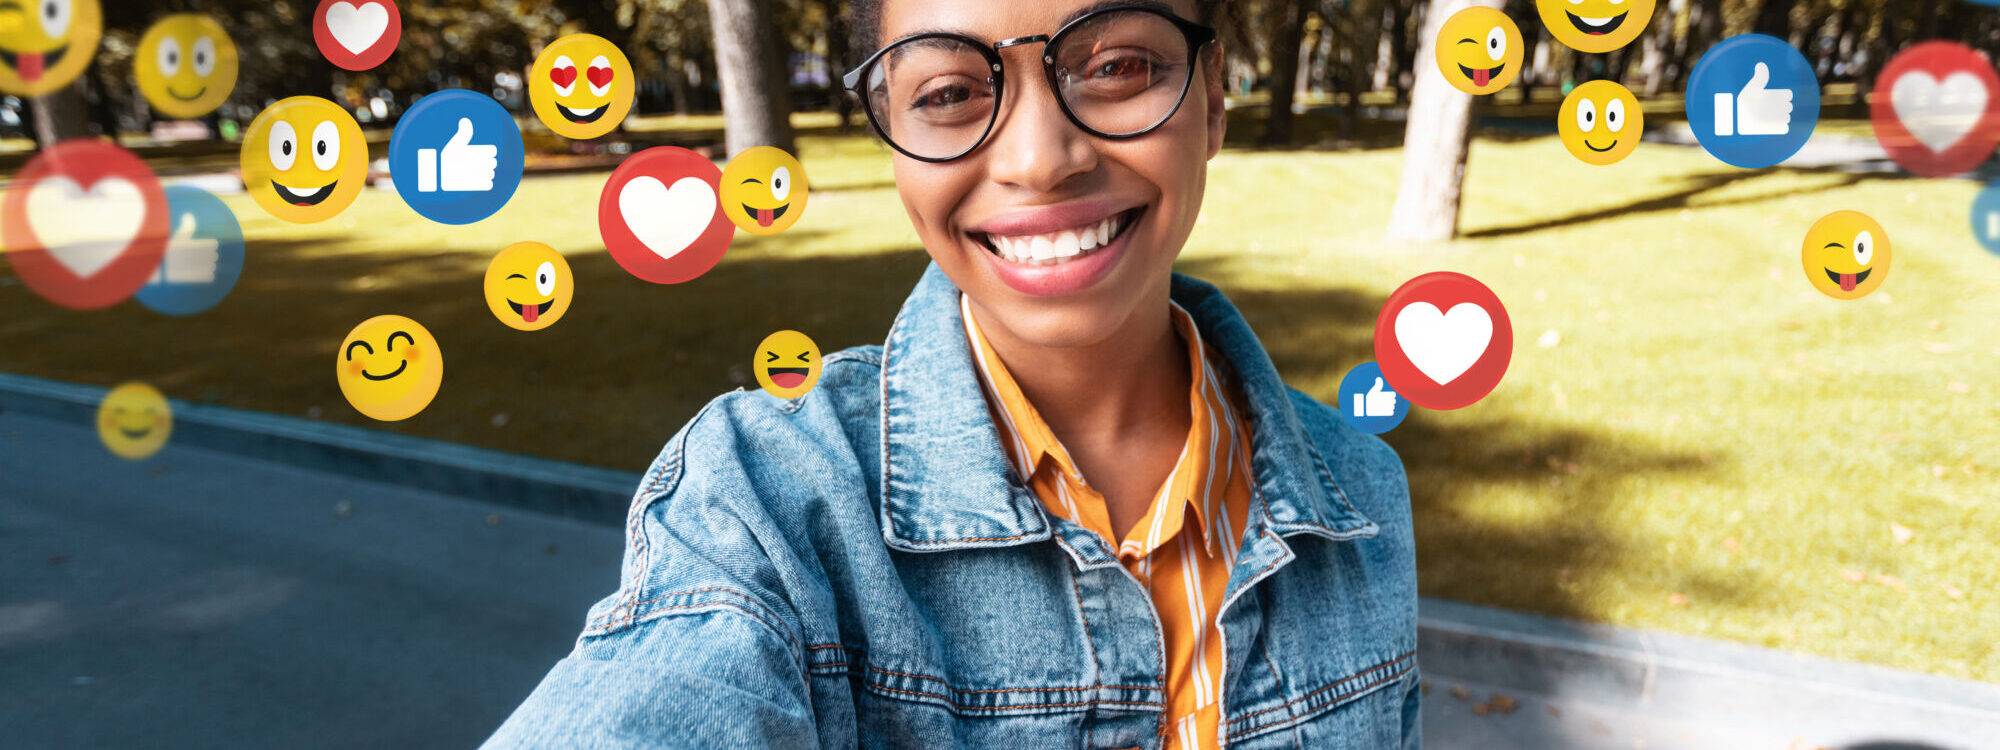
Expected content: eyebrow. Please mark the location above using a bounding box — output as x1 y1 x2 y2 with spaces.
888 0 1188 45
1823 242 1846 248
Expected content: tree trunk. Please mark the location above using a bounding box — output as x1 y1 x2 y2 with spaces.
821 0 854 134
1385 0 1494 243
30 84 92 148
1389 2 1414 104
1640 0 1682 96
706 0 796 155
1753 0 1792 41
1261 0 1309 146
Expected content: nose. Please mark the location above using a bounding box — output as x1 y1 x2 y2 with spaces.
981 48 1096 193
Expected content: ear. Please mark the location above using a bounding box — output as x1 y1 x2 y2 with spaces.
1202 43 1227 160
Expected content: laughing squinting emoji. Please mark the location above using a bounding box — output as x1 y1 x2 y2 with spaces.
483 241 573 331
1433 6 1521 96
528 33 633 140
754 330 822 400
1538 0 1655 54
241 96 367 223
0 0 100 97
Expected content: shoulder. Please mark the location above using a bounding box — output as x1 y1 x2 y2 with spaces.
1282 386 1411 527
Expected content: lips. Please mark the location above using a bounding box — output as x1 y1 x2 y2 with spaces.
1566 11 1627 35
968 204 1145 297
745 202 789 227
1460 63 1502 87
0 44 66 83
1827 267 1870 291
767 367 808 388
508 298 554 323
559 103 608 124
272 180 336 207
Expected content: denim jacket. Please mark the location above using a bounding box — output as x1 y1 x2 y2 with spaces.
485 264 1419 749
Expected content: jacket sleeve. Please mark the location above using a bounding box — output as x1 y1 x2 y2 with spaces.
482 398 825 749
1400 668 1422 749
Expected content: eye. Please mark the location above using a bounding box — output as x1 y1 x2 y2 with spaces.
770 166 791 201
1605 99 1626 133
1853 231 1873 265
550 55 577 97
157 37 182 76
193 37 217 78
387 331 415 350
765 351 779 362
796 351 812 362
534 261 556 296
345 340 373 360
1485 27 1506 62
1575 98 1596 132
268 120 297 170
311 120 340 171
40 0 70 38
587 55 613 97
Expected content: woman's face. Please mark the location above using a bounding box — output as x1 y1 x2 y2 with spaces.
877 0 1225 349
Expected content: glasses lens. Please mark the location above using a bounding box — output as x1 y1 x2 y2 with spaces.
1052 10 1196 136
865 36 997 159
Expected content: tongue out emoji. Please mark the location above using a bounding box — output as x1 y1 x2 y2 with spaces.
17 52 44 82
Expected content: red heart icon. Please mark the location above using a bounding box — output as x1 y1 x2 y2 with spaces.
587 65 613 89
549 65 577 88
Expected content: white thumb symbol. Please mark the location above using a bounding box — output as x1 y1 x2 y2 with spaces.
447 117 475 147
1743 62 1770 92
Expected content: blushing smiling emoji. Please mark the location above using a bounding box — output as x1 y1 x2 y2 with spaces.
483 241 573 331
528 33 633 140
337 315 443 421
1802 211 1889 300
0 0 99 97
1558 80 1642 165
97 382 171 460
1538 0 1655 54
754 330 821 400
135 14 236 119
1434 6 1521 96
242 96 367 223
719 146 808 235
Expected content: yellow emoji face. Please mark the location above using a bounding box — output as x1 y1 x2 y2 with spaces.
528 33 633 140
754 330 821 400
1538 0 1655 54
1558 80 1642 165
0 0 100 97
135 14 236 119
241 96 367 223
337 315 443 421
96 382 171 460
1802 211 1889 300
1434 7 1521 96
720 146 807 235
483 241 573 331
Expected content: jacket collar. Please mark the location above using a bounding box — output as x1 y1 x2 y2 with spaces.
878 263 1374 553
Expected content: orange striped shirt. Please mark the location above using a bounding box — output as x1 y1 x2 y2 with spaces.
962 294 1253 749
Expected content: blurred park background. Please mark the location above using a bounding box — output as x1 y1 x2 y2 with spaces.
3 0 1997 694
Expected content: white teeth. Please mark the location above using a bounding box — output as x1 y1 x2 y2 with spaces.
981 211 1133 265
1578 15 1611 24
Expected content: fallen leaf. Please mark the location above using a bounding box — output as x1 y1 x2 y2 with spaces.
1668 593 1688 607
1933 465 1950 478
1890 522 1914 545
1449 685 1470 701
1471 702 1491 716
1874 574 1905 591
1537 329 1562 348
1840 569 1866 583
1942 584 1965 600
1489 694 1518 714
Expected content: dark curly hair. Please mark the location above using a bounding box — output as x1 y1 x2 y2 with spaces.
847 0 1228 60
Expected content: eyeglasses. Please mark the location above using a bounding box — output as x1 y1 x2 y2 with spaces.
842 5 1217 163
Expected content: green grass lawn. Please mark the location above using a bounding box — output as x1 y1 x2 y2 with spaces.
3 118 1996 684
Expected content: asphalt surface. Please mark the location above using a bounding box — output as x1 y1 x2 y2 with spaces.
2 408 1985 749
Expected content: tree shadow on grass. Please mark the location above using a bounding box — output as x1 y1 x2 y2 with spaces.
1174 257 1740 621
1463 167 1869 239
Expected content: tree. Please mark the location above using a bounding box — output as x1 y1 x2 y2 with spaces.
706 0 795 156
1261 0 1311 145
1384 0 1495 243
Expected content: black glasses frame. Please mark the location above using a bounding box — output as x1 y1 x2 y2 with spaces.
841 4 1218 163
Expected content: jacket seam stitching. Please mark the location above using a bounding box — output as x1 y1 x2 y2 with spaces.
1224 650 1416 732
862 682 1162 712
589 587 797 649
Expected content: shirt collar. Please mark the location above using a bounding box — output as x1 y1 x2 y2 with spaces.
878 263 1375 553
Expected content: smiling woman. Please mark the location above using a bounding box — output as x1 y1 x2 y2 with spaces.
487 1 1419 748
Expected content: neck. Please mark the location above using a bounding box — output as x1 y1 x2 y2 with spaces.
967 289 1192 448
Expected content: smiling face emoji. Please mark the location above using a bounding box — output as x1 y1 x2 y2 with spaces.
135 14 236 119
96 382 171 460
483 241 573 331
1558 80 1642 165
241 96 367 223
0 0 99 97
1803 211 1890 300
528 33 633 140
754 330 821 400
1434 7 1522 96
1538 0 1655 54
337 315 443 421
720 146 808 235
